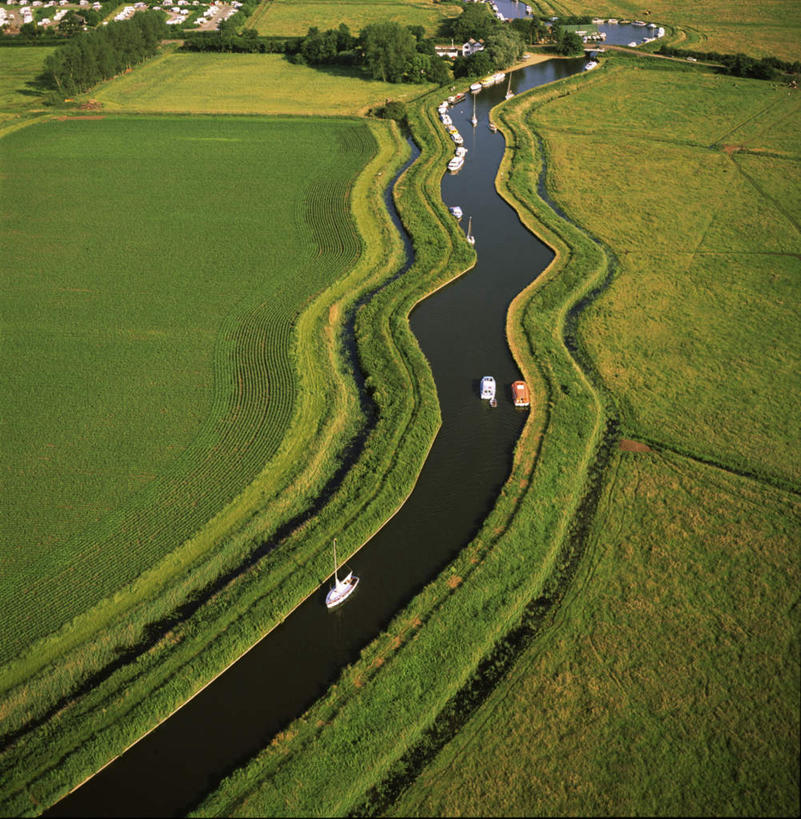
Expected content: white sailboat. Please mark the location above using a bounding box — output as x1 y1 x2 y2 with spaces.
471 93 478 127
325 539 359 610
466 215 475 246
505 72 514 100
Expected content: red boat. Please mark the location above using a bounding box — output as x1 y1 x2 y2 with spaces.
511 380 530 408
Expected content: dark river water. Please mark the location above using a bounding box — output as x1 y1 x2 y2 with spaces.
48 56 584 818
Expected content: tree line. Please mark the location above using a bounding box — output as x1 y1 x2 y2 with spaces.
656 45 801 80
43 11 167 96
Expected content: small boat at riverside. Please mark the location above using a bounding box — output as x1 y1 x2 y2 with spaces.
470 82 482 93
325 539 359 610
511 380 531 408
481 76 496 88
455 146 468 158
488 121 498 132
480 375 496 401
448 154 465 172
451 131 464 145
466 215 475 245
449 205 463 220
505 72 514 100
493 71 506 85
584 60 598 71
452 91 466 103
440 114 452 126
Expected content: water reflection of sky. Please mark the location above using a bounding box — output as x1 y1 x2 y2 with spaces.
492 0 530 22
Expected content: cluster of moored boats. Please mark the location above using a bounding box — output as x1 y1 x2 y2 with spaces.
480 376 531 409
438 98 466 170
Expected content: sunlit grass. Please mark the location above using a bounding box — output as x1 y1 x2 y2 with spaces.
245 0 460 38
90 51 435 115
391 449 801 816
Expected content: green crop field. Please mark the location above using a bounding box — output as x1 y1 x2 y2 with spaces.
1 114 374 665
89 51 434 115
391 448 800 816
246 0 461 38
538 0 801 61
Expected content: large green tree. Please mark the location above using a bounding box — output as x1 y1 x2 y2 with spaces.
360 21 417 82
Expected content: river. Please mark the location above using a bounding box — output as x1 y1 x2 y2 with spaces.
48 55 585 818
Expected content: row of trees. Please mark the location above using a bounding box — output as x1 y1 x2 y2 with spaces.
656 45 801 79
285 21 451 84
43 11 167 96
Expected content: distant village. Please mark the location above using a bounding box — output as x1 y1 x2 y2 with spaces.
0 0 241 32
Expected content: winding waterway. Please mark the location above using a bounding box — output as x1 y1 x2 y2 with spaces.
48 56 584 818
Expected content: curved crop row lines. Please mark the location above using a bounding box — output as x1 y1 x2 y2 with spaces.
1 125 371 662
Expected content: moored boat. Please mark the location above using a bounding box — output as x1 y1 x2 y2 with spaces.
470 81 482 93
448 154 465 172
325 539 359 610
511 380 530 408
480 375 496 401
449 205 463 219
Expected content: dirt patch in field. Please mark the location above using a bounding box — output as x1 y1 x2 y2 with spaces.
619 439 652 453
57 116 106 121
722 144 744 155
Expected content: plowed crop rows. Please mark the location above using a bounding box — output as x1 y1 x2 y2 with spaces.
0 115 375 663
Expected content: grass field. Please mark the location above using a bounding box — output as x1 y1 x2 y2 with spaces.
531 63 801 487
1 114 373 665
245 0 461 38
537 0 801 61
391 448 801 816
89 51 435 115
0 47 54 122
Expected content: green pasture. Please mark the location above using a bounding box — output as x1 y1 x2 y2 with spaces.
539 0 801 61
0 47 54 119
530 63 801 486
246 0 460 38
89 51 434 115
392 449 801 816
0 114 372 665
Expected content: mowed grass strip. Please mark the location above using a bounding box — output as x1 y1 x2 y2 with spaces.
541 0 801 61
0 114 374 665
90 52 434 116
529 62 801 486
391 449 801 817
246 0 460 38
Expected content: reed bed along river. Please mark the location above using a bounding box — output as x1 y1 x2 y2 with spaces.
48 56 584 818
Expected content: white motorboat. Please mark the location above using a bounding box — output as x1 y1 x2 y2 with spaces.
584 60 598 71
480 375 496 401
451 131 464 145
455 146 467 158
441 114 452 126
470 82 482 93
449 205 463 220
448 154 465 172
325 539 359 610
466 215 475 245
